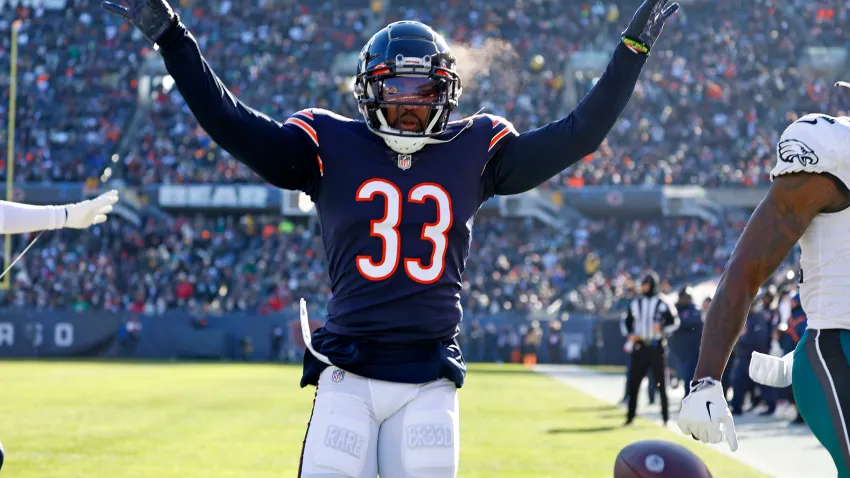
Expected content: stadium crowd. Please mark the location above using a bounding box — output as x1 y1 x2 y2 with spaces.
1 207 764 403
0 0 812 319
0 213 739 317
2 0 849 186
0 0 821 428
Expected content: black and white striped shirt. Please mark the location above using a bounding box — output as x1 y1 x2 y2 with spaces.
621 295 680 342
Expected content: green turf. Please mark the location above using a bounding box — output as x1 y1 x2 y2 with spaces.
0 361 766 477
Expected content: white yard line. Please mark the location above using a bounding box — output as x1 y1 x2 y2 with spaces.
535 364 834 478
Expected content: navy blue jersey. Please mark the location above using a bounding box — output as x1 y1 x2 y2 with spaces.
288 109 515 343
156 22 648 388
285 111 518 388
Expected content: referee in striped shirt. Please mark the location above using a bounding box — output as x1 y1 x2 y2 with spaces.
622 271 680 425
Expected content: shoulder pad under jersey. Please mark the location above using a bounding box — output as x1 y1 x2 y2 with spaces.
284 108 358 147
449 113 518 153
772 114 842 181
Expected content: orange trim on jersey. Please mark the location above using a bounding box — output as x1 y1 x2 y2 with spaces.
489 127 512 152
315 154 324 176
488 115 517 152
294 110 314 120
285 117 319 147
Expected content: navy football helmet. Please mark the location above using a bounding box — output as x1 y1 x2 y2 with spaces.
354 21 463 154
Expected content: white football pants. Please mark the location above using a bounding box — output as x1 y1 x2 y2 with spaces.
298 367 460 478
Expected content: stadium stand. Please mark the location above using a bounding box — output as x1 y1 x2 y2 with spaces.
0 0 826 424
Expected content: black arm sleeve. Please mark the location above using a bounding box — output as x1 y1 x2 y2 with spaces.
156 23 319 192
622 306 635 336
484 42 647 196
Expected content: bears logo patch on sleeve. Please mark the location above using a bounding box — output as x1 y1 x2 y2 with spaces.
778 139 819 167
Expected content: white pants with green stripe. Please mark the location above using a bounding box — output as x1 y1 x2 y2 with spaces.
794 328 850 478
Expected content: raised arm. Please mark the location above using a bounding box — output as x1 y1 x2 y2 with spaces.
483 43 645 196
102 3 319 192
482 0 678 196
693 114 850 380
693 171 847 380
678 115 850 452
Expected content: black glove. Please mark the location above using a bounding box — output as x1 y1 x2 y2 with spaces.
622 0 679 55
102 0 178 47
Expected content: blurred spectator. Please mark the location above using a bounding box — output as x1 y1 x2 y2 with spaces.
670 286 703 397
5 0 848 187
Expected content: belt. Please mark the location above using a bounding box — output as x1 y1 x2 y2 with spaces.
636 338 662 347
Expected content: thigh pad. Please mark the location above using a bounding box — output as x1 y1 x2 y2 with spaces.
399 382 459 476
301 370 376 477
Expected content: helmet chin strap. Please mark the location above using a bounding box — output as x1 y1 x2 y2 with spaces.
371 103 444 154
374 117 476 154
378 133 433 154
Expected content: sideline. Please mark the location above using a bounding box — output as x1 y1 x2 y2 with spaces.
535 364 834 478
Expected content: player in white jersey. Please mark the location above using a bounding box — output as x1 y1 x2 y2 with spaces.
0 191 117 467
0 190 119 235
678 100 850 477
0 190 119 281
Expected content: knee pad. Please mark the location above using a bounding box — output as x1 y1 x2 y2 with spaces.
302 391 374 477
400 398 459 476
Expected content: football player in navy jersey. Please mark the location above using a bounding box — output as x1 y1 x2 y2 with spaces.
105 1 679 476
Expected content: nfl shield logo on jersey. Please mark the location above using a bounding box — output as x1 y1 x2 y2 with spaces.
397 154 412 170
332 368 345 383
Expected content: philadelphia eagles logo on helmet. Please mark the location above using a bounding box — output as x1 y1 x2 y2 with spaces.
778 139 819 167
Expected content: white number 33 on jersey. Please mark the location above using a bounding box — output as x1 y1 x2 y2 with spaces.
356 179 452 284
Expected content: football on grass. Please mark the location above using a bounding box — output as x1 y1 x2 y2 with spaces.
614 439 712 478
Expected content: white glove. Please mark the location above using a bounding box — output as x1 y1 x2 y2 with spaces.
677 377 738 451
749 351 794 388
64 190 119 229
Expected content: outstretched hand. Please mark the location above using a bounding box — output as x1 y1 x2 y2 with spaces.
101 0 178 47
622 0 680 55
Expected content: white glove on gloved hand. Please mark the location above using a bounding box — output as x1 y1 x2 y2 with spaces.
677 377 738 451
749 351 794 388
64 190 119 229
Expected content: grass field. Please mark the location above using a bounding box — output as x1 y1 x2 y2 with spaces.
0 361 767 477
